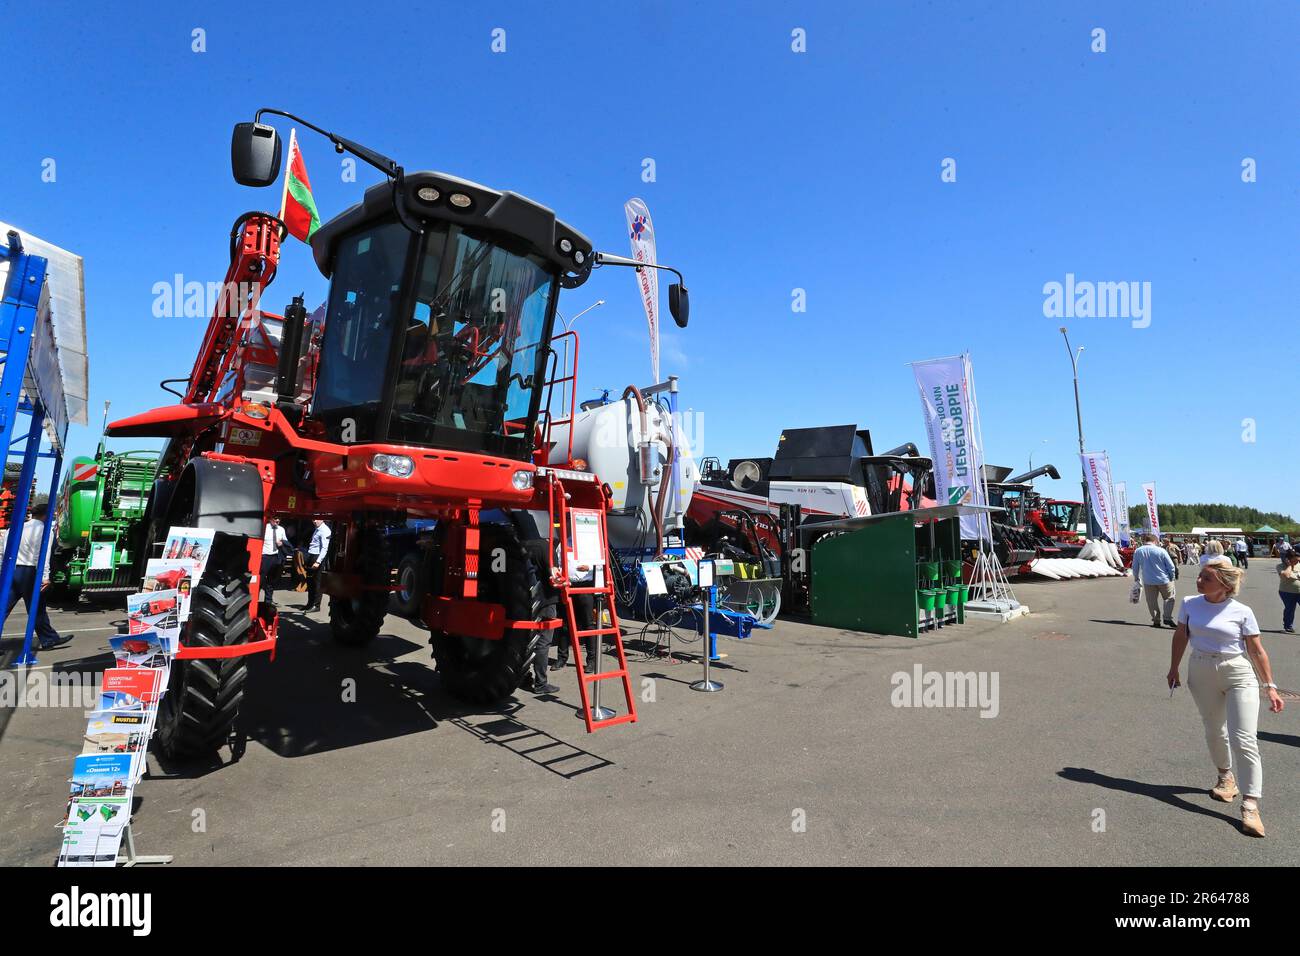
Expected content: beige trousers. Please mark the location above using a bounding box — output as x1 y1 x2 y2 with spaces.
1143 583 1175 622
1187 651 1262 799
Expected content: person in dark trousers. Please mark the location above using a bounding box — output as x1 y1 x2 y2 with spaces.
1277 550 1300 634
260 516 288 604
0 504 70 650
302 518 332 612
551 590 598 675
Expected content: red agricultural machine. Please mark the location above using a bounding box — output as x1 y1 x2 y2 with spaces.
108 110 691 757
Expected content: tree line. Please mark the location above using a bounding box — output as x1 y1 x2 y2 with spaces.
1128 503 1297 534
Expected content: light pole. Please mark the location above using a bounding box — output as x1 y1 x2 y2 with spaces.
561 299 605 332
1029 438 1048 473
1059 327 1092 537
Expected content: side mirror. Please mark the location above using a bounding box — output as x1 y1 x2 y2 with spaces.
231 122 282 187
668 283 689 328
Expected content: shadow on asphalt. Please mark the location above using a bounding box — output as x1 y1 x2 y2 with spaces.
1058 767 1239 825
1090 619 1165 629
151 609 617 779
1259 730 1300 749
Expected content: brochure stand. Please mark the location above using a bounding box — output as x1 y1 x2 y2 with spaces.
116 823 172 867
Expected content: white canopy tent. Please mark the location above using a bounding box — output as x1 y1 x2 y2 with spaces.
0 220 90 450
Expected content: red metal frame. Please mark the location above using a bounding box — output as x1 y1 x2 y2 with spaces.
544 470 637 731
539 330 579 468
107 214 633 734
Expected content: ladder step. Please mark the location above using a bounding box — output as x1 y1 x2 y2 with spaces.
589 713 637 730
574 626 619 638
581 668 628 683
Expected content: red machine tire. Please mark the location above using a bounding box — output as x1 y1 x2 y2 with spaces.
155 549 252 758
430 523 550 705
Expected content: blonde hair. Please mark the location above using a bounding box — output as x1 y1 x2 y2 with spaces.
1206 540 1225 556
1202 557 1244 596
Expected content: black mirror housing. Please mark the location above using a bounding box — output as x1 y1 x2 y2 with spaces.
231 122 282 187
669 283 689 328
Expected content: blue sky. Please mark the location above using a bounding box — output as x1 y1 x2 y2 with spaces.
4 1 1296 516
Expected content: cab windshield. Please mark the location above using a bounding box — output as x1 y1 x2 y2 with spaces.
313 220 558 459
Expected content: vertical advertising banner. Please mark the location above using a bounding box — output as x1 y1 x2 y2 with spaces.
1141 481 1161 536
624 198 660 383
1080 451 1118 542
1115 481 1131 547
912 353 989 540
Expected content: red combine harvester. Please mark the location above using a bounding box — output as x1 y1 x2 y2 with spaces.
108 111 691 757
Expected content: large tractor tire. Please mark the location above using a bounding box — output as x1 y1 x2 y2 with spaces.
152 458 265 760
430 522 553 705
155 545 252 759
329 527 390 647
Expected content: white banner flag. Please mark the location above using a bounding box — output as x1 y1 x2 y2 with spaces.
912 353 988 540
1141 481 1161 536
1081 451 1118 542
624 198 660 383
1115 481 1131 546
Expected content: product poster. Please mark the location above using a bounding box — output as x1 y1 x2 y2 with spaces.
143 557 201 621
65 753 133 834
127 588 180 634
162 526 216 577
82 711 148 756
110 632 172 669
101 667 164 707
57 821 125 868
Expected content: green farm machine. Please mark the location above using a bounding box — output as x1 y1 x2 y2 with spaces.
49 445 159 599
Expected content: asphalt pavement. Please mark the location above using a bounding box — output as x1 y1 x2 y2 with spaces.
2 558 1297 866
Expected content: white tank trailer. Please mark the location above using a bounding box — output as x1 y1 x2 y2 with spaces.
546 388 696 551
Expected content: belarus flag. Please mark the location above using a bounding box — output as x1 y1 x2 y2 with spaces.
279 129 322 243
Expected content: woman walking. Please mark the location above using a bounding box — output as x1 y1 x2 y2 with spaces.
1278 550 1300 634
1167 558 1284 837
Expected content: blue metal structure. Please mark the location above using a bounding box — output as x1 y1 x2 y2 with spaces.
0 230 70 666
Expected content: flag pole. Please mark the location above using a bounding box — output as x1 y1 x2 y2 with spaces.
278 129 296 222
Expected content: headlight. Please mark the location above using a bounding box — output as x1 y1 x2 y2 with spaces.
371 454 414 478
512 469 534 491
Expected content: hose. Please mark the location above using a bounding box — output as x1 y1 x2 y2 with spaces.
621 385 667 558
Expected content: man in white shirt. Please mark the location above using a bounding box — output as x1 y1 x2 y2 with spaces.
1234 537 1250 569
302 519 331 612
261 517 288 604
1 504 69 650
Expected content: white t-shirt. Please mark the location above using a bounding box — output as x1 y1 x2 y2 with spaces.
1234 540 1248 554
0 519 48 567
1178 594 1259 656
262 523 287 556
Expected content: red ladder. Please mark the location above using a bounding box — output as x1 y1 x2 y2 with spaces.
560 576 637 732
545 471 637 732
